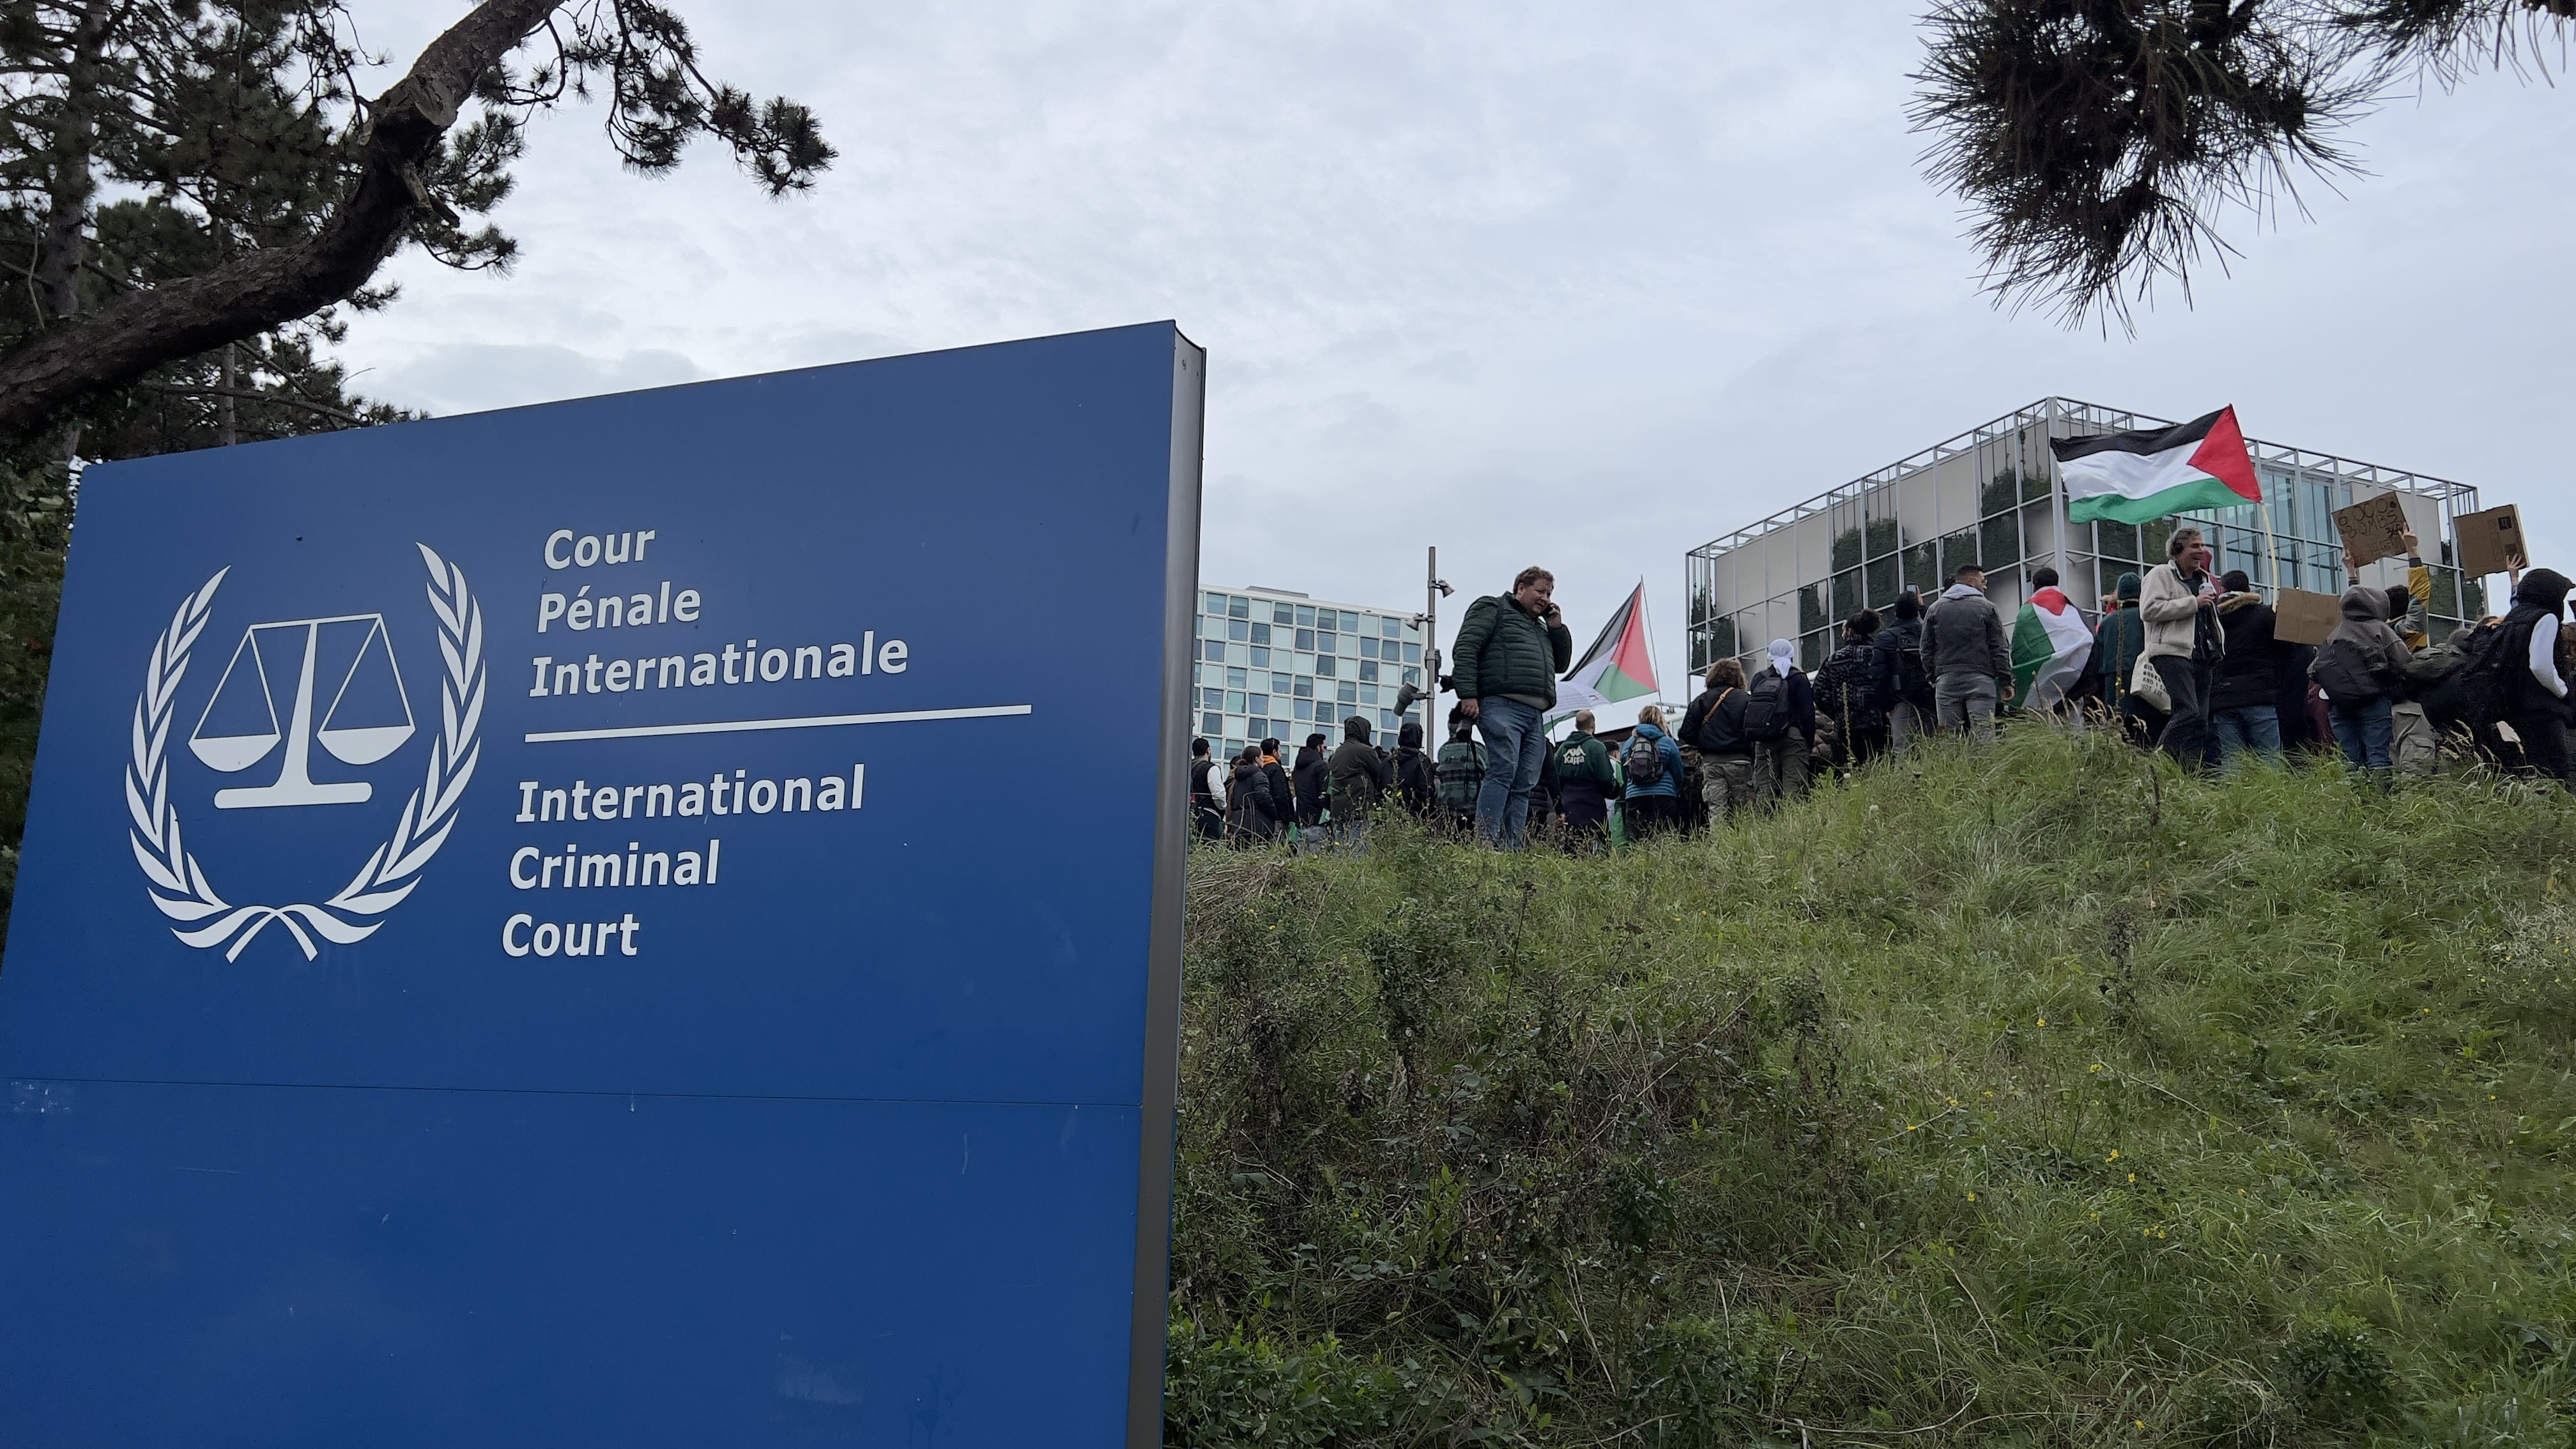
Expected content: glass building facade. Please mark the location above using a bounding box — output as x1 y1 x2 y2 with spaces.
1193 586 1426 762
1686 398 2487 675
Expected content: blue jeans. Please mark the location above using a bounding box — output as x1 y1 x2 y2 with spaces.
1472 696 1548 849
2328 696 2395 774
2209 705 2281 771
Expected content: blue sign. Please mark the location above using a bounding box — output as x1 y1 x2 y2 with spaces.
0 323 1202 1446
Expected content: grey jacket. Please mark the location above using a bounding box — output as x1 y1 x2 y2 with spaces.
1920 582 2011 682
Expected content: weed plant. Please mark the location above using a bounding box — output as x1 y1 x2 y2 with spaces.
1164 726 2576 1446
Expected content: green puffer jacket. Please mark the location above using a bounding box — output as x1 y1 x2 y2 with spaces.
1452 594 1574 709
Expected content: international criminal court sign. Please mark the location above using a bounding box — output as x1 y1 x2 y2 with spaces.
0 324 1204 1446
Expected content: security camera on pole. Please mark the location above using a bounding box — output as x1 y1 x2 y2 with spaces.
1393 546 1453 746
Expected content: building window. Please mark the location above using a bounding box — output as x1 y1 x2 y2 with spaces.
1225 691 1246 712
1295 627 1314 650
1382 617 1401 638
1338 611 1359 631
1250 622 1270 645
1273 602 1294 625
1360 660 1379 682
1360 636 1379 659
1227 618 1248 642
1403 642 1422 664
1315 656 1337 678
1294 652 1316 674
1202 711 1221 735
1338 680 1357 703
1228 597 1250 620
1201 640 1223 663
1225 666 1247 687
1293 677 1313 698
1294 604 1316 626
1203 592 1227 615
1337 633 1358 657
1315 625 1336 652
1250 647 1269 667
1248 693 1268 714
1225 642 1248 666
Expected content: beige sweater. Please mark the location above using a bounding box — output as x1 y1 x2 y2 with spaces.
2138 562 2222 663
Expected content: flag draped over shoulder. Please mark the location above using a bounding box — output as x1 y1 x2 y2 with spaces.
1549 583 1656 724
2050 406 2262 525
2011 586 2093 710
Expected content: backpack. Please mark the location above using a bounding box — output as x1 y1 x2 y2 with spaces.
2310 636 2394 705
1885 628 1933 708
2410 620 2514 729
1742 669 1791 742
1434 739 1483 809
1621 732 1666 786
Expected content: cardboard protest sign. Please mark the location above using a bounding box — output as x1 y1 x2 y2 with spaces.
2273 587 2342 647
2331 491 2412 569
2453 504 2526 579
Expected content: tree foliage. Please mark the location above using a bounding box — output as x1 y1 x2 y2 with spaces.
1912 0 2573 329
0 1 829 933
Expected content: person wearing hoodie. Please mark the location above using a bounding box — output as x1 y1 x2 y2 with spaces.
1874 590 1936 753
2139 526 2225 767
1391 721 1435 816
2079 571 2156 742
1551 709 1619 848
1921 563 2013 744
1326 714 1393 847
2499 566 2573 785
1292 733 1330 830
1618 703 1686 841
2207 569 2286 770
2310 583 2412 781
1747 637 1818 807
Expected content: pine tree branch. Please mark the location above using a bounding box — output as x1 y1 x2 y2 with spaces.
0 0 564 443
137 381 362 425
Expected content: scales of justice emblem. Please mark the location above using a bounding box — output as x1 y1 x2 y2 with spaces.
123 544 487 960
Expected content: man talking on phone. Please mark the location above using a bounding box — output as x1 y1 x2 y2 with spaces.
1450 565 1574 849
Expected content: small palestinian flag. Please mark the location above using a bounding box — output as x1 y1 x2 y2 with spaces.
1549 581 1657 724
2011 583 2094 712
2050 406 2262 525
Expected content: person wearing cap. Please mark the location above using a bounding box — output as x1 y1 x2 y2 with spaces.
1920 562 2013 744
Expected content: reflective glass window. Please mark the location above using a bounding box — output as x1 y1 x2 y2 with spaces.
1294 652 1316 674
1229 597 1250 620
1315 628 1335 653
1294 627 1315 650
1250 718 1269 739
1338 680 1358 703
1404 642 1422 664
1248 694 1268 714
1273 602 1294 624
1271 672 1292 693
1381 709 1399 731
1201 711 1221 735
1339 611 1359 631
1293 677 1314 698
1201 640 1223 662
1360 636 1379 659
1225 666 1247 687
1250 622 1271 645
1295 604 1316 626
1292 699 1312 720
1402 666 1420 687
1250 647 1270 666
1382 616 1401 638
1202 592 1226 614
1337 633 1358 657
1360 660 1379 682
1315 655 1337 678
1225 642 1248 666
1226 715 1248 736
1225 691 1246 712
1228 618 1248 641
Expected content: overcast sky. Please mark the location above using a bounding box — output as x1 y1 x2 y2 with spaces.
339 4 2573 692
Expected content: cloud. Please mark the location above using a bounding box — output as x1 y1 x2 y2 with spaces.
364 344 705 418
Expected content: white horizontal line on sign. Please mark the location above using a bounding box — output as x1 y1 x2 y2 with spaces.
525 703 1034 744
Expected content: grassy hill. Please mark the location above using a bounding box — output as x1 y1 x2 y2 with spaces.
1163 728 2576 1447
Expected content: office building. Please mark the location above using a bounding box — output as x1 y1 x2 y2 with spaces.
1194 587 1427 763
1685 397 2486 674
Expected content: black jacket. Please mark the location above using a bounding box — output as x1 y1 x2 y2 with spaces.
1227 760 1278 837
1393 746 1434 814
1874 618 1932 709
1814 642 1887 734
1262 756 1296 826
1451 594 1574 708
1680 684 1751 756
2211 597 2287 712
1292 745 1328 824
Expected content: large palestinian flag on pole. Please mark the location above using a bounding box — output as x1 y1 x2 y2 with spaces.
2050 406 2262 524
1549 581 1657 724
2011 583 2094 711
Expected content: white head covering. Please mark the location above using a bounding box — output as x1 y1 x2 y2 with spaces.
1767 638 1796 675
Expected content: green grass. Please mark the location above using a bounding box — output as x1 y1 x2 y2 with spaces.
1164 726 2576 1446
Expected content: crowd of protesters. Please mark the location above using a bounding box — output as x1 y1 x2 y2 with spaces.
1192 548 2575 848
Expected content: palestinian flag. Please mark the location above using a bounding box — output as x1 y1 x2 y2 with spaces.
2011 584 2094 712
2050 406 2262 524
1549 581 1657 724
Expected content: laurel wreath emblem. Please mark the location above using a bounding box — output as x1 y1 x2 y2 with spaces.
126 544 484 960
